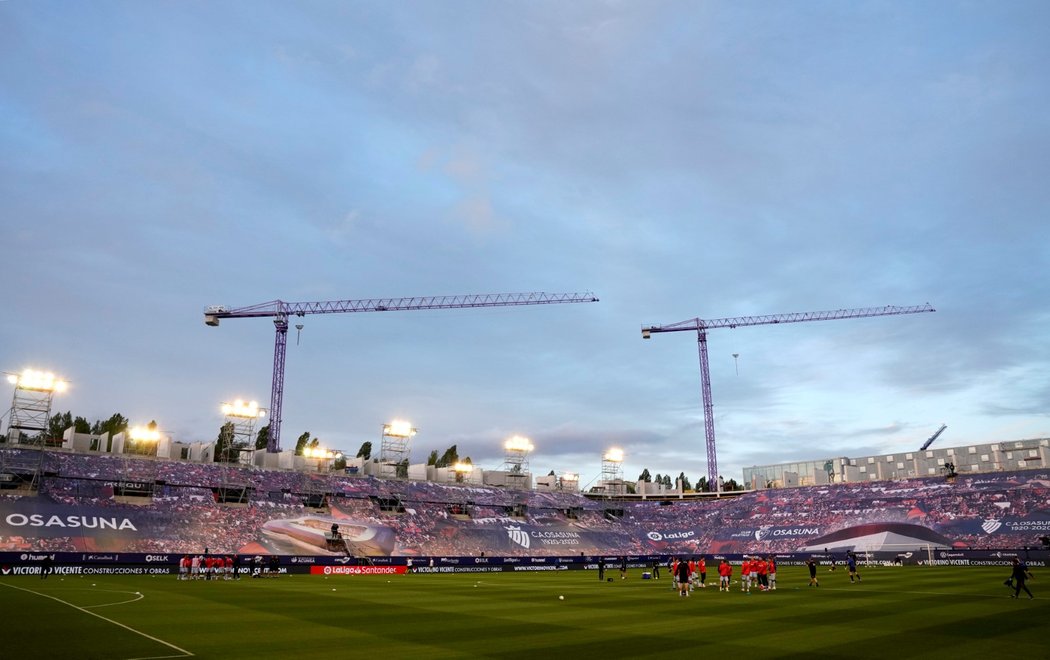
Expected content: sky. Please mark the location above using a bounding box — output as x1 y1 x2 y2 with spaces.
2 1 1048 488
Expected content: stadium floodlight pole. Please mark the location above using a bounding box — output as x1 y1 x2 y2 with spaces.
127 424 162 456
602 447 625 498
5 368 68 444
380 419 417 479
502 435 534 490
559 471 579 492
451 461 474 484
204 291 599 453
642 303 935 490
221 399 267 464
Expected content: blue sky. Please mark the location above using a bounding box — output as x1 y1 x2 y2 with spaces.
2 1 1048 487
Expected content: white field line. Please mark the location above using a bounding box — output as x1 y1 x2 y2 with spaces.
84 590 146 609
0 582 193 659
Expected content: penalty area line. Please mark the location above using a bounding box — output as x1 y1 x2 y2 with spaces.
0 582 193 659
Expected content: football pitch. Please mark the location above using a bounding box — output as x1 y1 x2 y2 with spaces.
1 565 1044 659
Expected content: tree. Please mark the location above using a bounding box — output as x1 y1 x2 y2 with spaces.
426 450 439 466
355 441 372 460
333 454 347 470
696 476 709 493
214 421 245 463
436 444 459 468
638 468 652 482
255 424 270 450
47 411 73 441
91 413 128 437
294 432 311 456
677 472 692 491
654 473 663 487
73 416 91 434
662 475 673 488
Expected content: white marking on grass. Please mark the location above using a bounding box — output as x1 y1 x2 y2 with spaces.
0 582 193 658
84 590 146 609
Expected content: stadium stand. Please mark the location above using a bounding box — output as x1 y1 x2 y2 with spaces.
1 447 1047 556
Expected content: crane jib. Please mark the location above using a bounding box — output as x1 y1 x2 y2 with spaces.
204 291 598 452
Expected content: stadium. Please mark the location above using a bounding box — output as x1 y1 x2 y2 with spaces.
5 2 1050 658
2 368 1048 657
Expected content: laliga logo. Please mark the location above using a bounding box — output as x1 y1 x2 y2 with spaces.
323 566 333 575
647 532 663 541
981 520 1002 534
506 525 530 550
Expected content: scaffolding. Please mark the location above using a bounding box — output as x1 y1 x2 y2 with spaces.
601 448 626 496
379 421 415 479
1 369 67 493
501 435 533 491
217 401 266 504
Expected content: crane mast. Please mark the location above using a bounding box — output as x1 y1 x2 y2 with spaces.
642 303 935 490
205 292 598 452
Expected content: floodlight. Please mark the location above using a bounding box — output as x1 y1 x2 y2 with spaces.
129 426 161 442
561 472 579 482
452 461 474 474
383 419 417 438
604 447 624 463
222 399 265 418
504 435 534 453
9 369 68 393
304 446 336 459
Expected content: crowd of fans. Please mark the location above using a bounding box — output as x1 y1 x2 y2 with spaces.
1 447 1047 555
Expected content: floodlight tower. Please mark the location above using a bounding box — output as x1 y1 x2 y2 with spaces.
1 368 67 493
127 425 162 452
502 435 533 490
221 399 267 464
118 424 163 499
303 446 339 471
558 471 579 492
450 461 474 484
601 447 625 496
380 420 416 479
5 369 68 444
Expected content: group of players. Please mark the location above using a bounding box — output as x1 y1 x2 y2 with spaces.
178 554 238 580
665 555 778 596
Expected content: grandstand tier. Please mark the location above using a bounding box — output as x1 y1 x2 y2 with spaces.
1 447 1048 557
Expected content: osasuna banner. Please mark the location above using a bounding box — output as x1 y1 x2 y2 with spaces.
941 517 1050 536
0 499 157 539
484 524 632 552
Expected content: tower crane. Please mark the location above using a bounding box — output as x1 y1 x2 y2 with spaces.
205 291 599 452
920 424 948 451
642 303 935 489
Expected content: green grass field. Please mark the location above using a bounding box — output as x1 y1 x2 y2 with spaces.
1 565 1045 659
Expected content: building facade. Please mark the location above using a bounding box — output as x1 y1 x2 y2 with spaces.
743 436 1049 488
